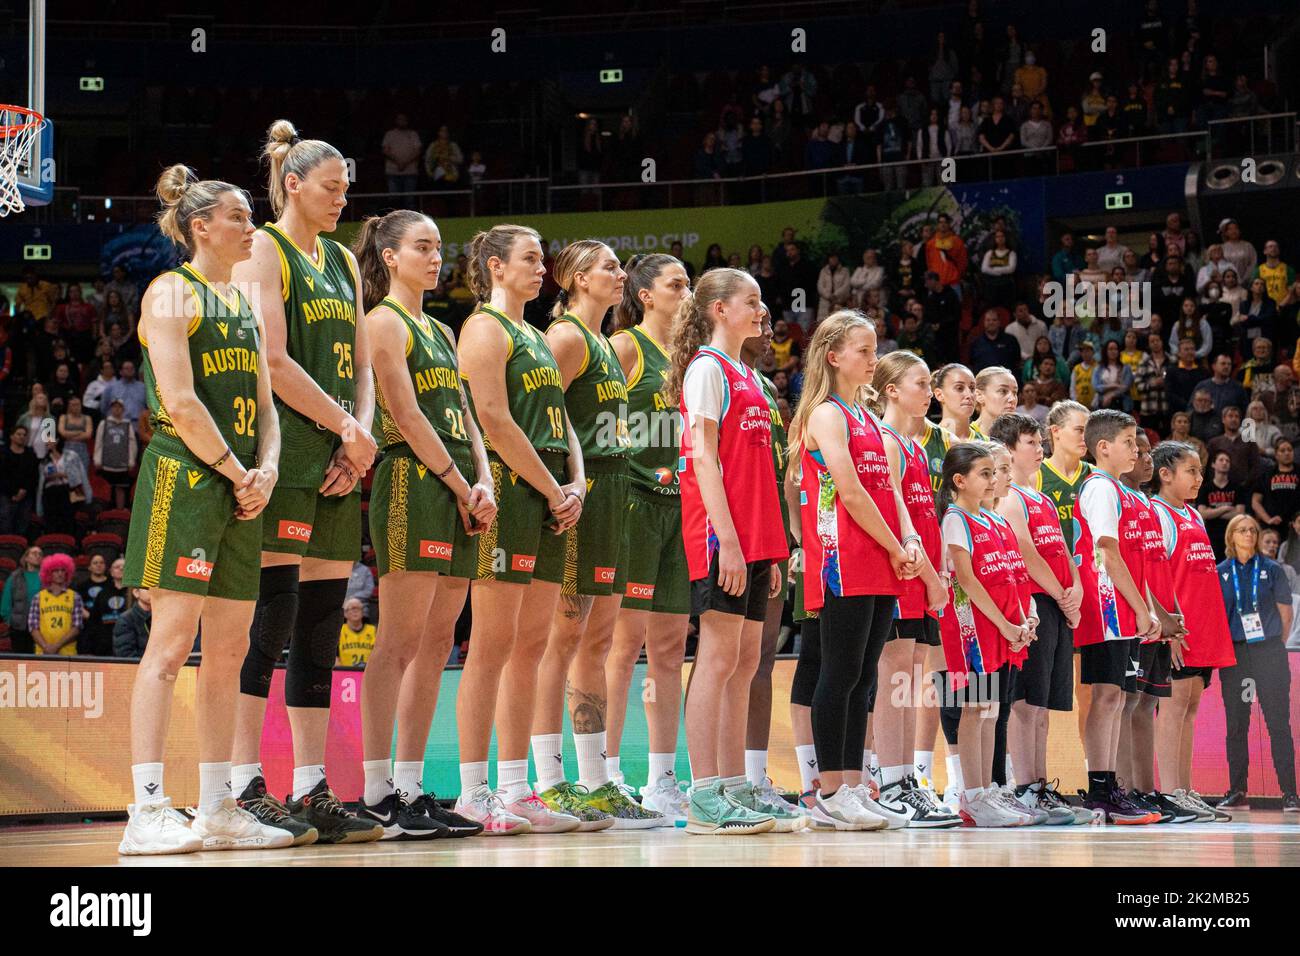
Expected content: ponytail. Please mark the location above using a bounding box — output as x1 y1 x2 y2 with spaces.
154 164 246 252
351 210 432 312
614 253 681 331
263 119 344 218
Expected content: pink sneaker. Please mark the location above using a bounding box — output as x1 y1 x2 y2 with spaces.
453 785 531 836
502 791 581 834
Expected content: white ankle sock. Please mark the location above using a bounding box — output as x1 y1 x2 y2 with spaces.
964 786 984 801
532 734 565 791
882 764 908 786
722 774 747 794
363 758 393 806
458 761 489 798
574 732 608 789
796 744 819 791
945 754 964 792
913 749 935 781
744 750 768 787
606 754 623 785
497 759 531 802
292 764 325 800
131 762 165 807
198 762 231 814
230 763 262 797
648 752 677 786
691 775 718 793
393 761 424 800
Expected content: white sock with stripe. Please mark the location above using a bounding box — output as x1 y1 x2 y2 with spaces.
796 745 819 791
531 734 565 792
574 732 609 789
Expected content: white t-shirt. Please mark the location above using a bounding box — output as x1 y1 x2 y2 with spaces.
682 354 730 423
942 509 974 554
1155 501 1178 558
1078 476 1121 543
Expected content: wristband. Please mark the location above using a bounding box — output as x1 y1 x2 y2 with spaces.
209 447 232 470
435 461 456 480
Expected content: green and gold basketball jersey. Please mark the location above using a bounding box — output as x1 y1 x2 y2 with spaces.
373 297 468 454
464 304 568 456
1035 459 1093 552
548 311 629 460
262 223 358 486
760 372 790 534
614 324 681 497
920 420 954 494
140 262 260 466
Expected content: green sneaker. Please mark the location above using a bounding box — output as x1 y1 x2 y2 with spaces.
732 781 806 833
584 781 665 830
537 782 615 832
686 781 776 835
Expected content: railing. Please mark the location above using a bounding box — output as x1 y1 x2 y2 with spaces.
21 118 1289 226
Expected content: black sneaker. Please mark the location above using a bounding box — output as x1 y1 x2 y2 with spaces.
1283 793 1300 813
1143 790 1196 824
1128 790 1175 824
409 792 484 837
285 779 384 844
236 776 318 846
1217 789 1249 810
897 776 962 828
1080 788 1156 825
360 791 448 840
1112 787 1161 824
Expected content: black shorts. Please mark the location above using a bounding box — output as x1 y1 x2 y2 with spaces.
1137 641 1172 698
944 662 1012 706
894 615 940 646
1172 663 1214 688
1079 638 1139 692
1015 594 1074 711
103 469 133 488
690 557 773 622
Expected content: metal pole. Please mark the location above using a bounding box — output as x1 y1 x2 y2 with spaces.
29 0 45 113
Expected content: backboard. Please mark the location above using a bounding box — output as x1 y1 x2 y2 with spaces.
14 0 51 207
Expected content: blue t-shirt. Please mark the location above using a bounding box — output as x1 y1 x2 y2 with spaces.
1217 555 1291 642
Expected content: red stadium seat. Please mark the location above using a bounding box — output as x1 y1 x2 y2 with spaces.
0 534 28 565
96 509 132 539
35 533 77 556
81 532 124 562
0 556 17 575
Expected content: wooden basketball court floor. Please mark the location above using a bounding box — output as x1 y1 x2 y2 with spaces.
5 811 1299 867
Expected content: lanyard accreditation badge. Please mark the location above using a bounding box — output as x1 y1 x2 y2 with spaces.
1233 557 1265 643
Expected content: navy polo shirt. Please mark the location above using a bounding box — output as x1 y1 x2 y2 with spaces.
1218 555 1292 642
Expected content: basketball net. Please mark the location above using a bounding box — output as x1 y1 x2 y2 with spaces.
0 105 44 216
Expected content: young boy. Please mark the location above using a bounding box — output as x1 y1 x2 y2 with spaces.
989 413 1090 824
1074 409 1161 823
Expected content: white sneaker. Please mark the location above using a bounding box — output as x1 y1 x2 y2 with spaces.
996 785 1044 825
453 784 531 835
873 780 917 828
756 778 812 829
639 775 689 827
118 798 205 855
191 796 295 850
817 786 876 831
1014 782 1075 825
853 784 905 830
941 783 962 814
915 774 943 808
959 788 1023 828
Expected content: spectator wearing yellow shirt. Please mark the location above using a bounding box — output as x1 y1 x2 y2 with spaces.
15 266 59 323
1081 72 1107 127
1251 240 1295 306
337 597 376 667
28 552 83 656
769 318 802 372
1069 340 1098 408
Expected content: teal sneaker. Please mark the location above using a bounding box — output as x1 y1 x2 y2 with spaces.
685 781 776 835
734 781 806 832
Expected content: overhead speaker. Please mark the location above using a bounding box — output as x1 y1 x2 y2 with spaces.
1188 154 1300 248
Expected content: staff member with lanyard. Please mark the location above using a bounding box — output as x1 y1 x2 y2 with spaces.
1216 514 1300 812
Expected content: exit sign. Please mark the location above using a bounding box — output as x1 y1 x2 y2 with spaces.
1105 191 1133 210
80 76 105 91
24 244 52 260
599 69 623 84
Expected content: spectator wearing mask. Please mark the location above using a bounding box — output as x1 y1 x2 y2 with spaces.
94 398 138 509
1207 404 1263 486
84 556 130 658
112 587 152 658
1 546 43 653
29 552 83 656
337 597 377 667
1216 516 1299 812
0 424 38 536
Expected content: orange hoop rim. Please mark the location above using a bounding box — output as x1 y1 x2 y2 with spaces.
0 104 44 137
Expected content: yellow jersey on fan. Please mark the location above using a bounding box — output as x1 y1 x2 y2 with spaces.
337 622 376 666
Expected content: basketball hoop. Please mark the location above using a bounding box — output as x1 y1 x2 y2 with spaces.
0 104 45 216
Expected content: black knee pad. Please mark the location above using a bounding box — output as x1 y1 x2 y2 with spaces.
239 565 300 698
285 578 349 709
